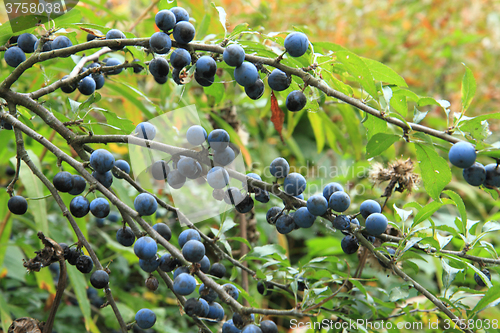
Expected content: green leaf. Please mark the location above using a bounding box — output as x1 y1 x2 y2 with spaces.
418 97 441 107
0 291 12 332
414 143 452 201
393 204 412 222
413 106 428 124
97 109 136 133
10 151 48 235
363 114 388 140
211 4 227 35
461 64 476 112
442 190 467 234
227 237 253 250
412 201 443 228
365 133 400 158
335 50 378 99
441 258 463 290
361 58 408 87
307 111 325 153
204 75 225 105
229 23 250 39
390 90 408 117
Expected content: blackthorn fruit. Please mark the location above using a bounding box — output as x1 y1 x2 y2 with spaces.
293 206 316 228
448 141 476 168
328 191 350 212
90 270 109 289
173 273 197 295
134 236 157 260
286 90 307 112
268 69 290 91
359 199 381 219
283 172 307 196
245 79 265 100
284 32 309 57
134 193 158 216
69 175 86 195
90 149 115 173
155 9 176 32
365 213 388 236
306 194 328 216
70 196 90 218
53 171 74 192
7 195 28 215
182 239 206 263
234 62 259 87
105 29 126 51
90 198 110 218
116 227 135 246
270 157 289 178
17 33 37 53
135 308 156 329
4 46 26 68
223 44 245 67
173 21 195 44
463 162 486 186
149 32 171 54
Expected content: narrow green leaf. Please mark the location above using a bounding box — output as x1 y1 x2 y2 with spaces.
442 190 467 234
412 201 443 228
441 258 463 290
361 57 408 87
0 291 12 333
335 50 378 99
212 4 227 35
363 114 388 140
227 237 253 251
461 64 476 112
365 133 400 158
390 90 408 117
414 143 452 200
307 111 325 153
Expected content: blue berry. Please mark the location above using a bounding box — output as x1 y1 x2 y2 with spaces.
90 198 110 218
76 255 94 273
209 263 226 278
78 76 96 95
60 75 77 93
134 236 157 260
214 147 236 166
173 273 197 295
112 159 130 179
199 283 218 302
283 172 307 196
341 235 359 254
448 141 476 168
87 30 103 41
276 214 296 234
17 33 37 53
149 57 169 78
34 39 52 52
69 175 86 195
223 319 241 333
328 191 350 212
268 69 290 91
151 160 170 180
174 266 190 279
196 55 217 78
90 270 109 289
254 189 270 203
286 90 307 112
173 21 195 44
234 62 259 87
139 257 160 273
199 298 210 316
463 162 486 186
178 229 202 248
284 32 309 57
483 163 500 187
170 7 190 22
294 207 316 228
134 193 158 216
105 29 126 51
4 46 26 68
323 182 344 200
90 149 115 173
223 44 245 67
170 48 192 69
103 58 123 75
155 9 176 32
52 36 72 54
266 206 282 225
70 196 90 218
260 320 278 333
135 308 156 329
178 157 202 179
195 71 214 86
207 167 230 189
224 187 244 205
245 79 265 100
365 213 388 236
474 269 491 287
186 125 207 145
208 129 230 152
222 283 239 300
152 223 171 241
92 171 113 188
53 171 74 192
207 302 224 321
116 227 135 246
92 72 105 90
184 298 203 317
306 195 328 216
235 195 255 214
198 255 211 273
159 254 179 272
182 240 206 262
333 215 350 230
242 324 262 333
167 169 186 189
149 32 171 54
270 157 290 178
359 199 381 219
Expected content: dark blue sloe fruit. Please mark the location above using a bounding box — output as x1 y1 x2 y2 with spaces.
167 169 187 189
257 281 274 296
178 229 201 248
186 125 207 145
222 283 239 300
323 182 343 200
306 194 328 216
112 159 130 179
159 253 179 272
209 262 226 278
235 195 255 214
116 227 135 247
103 58 123 75
69 175 86 195
86 30 103 42
53 171 74 192
134 236 157 260
233 313 255 328
92 171 113 188
196 56 217 78
149 32 171 54
223 44 245 67
51 36 72 55
294 207 316 228
360 199 381 219
270 157 290 178
266 206 282 225
135 122 157 140
170 48 191 69
173 273 197 295
149 57 169 78
76 255 93 273
153 223 171 241
17 33 37 53
286 90 307 112
90 270 109 289
155 9 176 32
139 257 160 273
151 160 170 180
365 213 388 236
70 196 90 218
241 324 262 333
284 32 309 57
92 72 105 90
135 308 156 329
90 198 110 218
234 62 259 87
170 7 190 22
268 69 290 91
173 21 195 44
184 298 203 317
283 172 307 196
213 147 235 166
333 215 351 230
155 75 168 86
260 320 278 333
105 29 126 51
448 141 476 168
341 235 359 254
195 71 214 86
182 240 206 263
174 266 190 279
34 39 52 52
132 59 144 73
276 214 296 234
199 283 218 302
254 189 270 203
208 129 230 152
177 157 202 179
61 75 77 93
90 149 115 174
223 319 241 333
207 167 230 189
8 195 28 215
483 163 500 188
78 76 96 95
328 191 351 212
198 255 211 273
463 162 486 186
207 302 224 321
134 193 158 216
474 269 491 287
245 79 265 100
4 46 26 68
